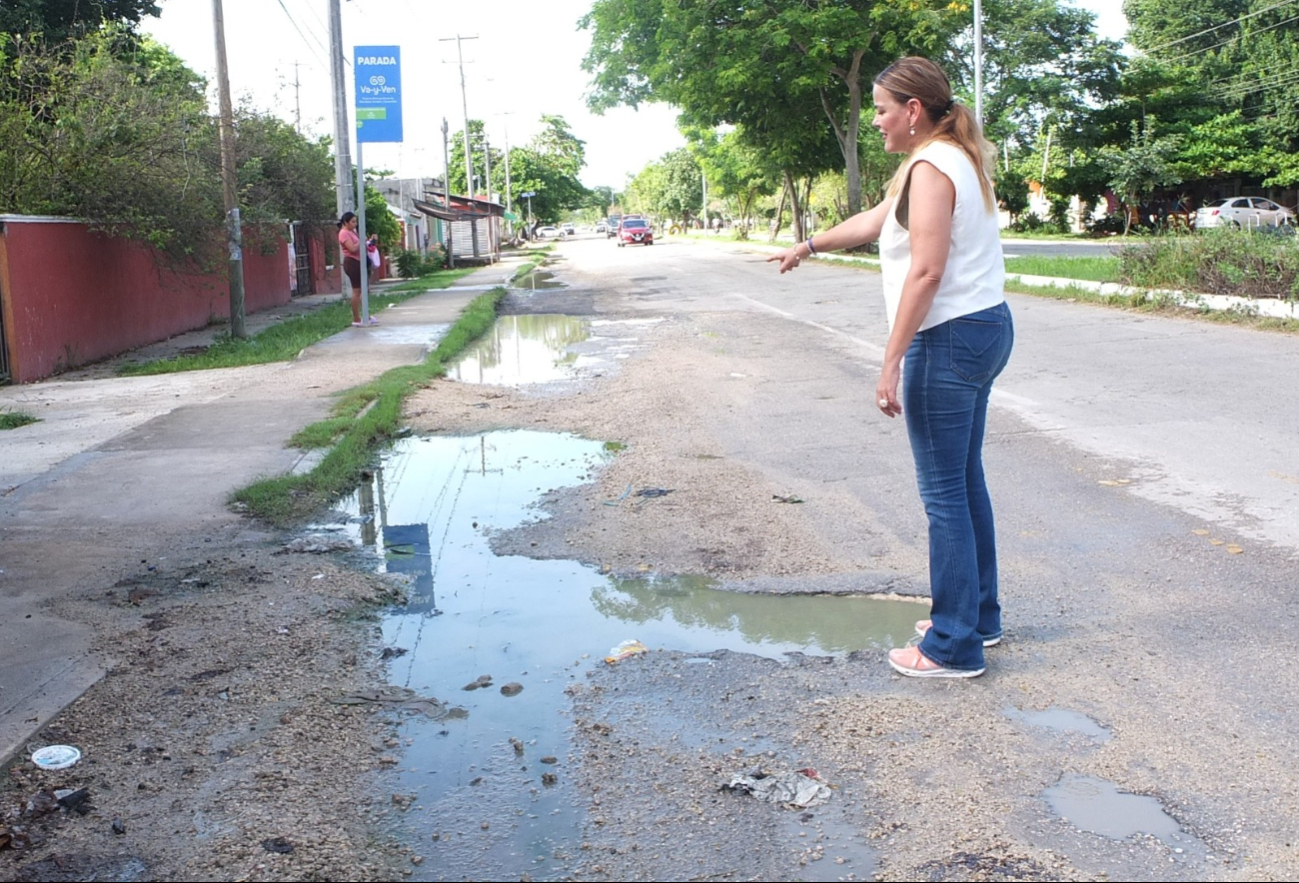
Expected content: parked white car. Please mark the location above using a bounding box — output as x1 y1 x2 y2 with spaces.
1195 197 1295 229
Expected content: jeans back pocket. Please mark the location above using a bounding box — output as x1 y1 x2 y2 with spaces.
946 307 1011 384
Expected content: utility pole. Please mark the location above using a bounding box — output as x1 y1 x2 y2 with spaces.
440 34 479 257
503 124 512 237
329 0 353 217
293 61 301 132
212 0 245 339
442 117 454 269
974 0 984 124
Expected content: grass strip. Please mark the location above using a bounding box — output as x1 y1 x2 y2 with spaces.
0 411 40 430
118 268 473 376
1003 254 1119 282
231 287 506 525
1003 278 1299 332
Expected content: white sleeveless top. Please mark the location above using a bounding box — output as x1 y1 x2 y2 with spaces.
879 140 1004 332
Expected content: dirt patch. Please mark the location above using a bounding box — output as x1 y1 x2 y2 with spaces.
405 314 879 580
0 547 425 882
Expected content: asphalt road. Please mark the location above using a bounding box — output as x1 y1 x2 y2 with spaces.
506 235 1299 880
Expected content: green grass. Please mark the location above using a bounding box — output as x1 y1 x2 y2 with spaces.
231 287 506 525
0 411 40 430
118 268 473 375
511 260 541 283
1004 278 1299 332
1003 254 1120 282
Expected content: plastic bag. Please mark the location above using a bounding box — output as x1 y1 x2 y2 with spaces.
367 242 380 269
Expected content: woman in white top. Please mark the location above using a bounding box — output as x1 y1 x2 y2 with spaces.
771 57 1013 678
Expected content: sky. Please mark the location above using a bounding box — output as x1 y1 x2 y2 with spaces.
141 0 1128 192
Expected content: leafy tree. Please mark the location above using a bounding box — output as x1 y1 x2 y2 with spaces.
628 148 703 223
683 126 777 237
1099 120 1184 234
581 0 963 216
1 0 159 42
502 115 590 224
446 119 506 198
0 30 220 258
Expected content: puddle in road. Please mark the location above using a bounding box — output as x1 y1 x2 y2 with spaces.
1043 775 1197 850
1005 706 1112 743
320 429 913 880
446 314 590 385
512 269 566 290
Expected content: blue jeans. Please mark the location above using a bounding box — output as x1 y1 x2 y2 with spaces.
905 301 1014 671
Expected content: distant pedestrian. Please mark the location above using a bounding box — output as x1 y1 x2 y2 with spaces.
770 56 1012 679
338 212 378 326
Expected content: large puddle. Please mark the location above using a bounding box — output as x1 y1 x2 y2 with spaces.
445 314 663 386
319 429 918 879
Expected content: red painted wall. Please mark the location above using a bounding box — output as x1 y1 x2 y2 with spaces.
0 218 292 384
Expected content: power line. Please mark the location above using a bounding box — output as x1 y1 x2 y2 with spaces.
1221 67 1299 98
274 0 328 67
1142 0 1299 55
1166 12 1299 63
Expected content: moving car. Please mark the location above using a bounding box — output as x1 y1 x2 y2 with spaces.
606 216 621 238
617 216 653 247
536 225 560 239
561 223 576 236
1195 197 1295 229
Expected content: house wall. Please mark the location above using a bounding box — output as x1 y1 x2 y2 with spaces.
0 217 291 384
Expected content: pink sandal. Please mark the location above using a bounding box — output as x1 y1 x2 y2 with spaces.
887 645 984 679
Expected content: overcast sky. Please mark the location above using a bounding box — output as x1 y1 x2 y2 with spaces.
142 1 1127 191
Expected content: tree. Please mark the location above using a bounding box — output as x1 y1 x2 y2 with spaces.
628 149 703 223
501 115 590 223
581 0 962 217
1099 120 1184 234
446 119 506 198
1 0 159 42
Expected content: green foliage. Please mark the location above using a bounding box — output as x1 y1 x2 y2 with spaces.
393 246 447 278
0 0 159 42
0 30 337 264
504 115 590 223
1120 230 1299 299
628 148 703 222
0 410 40 430
1099 120 1184 235
582 0 964 216
1003 254 1120 282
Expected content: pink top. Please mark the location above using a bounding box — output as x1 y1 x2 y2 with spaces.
338 227 360 259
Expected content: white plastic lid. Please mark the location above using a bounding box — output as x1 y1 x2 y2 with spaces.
31 745 81 769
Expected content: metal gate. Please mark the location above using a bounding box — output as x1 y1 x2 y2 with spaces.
291 222 313 295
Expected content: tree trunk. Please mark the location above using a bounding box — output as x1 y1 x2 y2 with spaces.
770 178 789 242
820 48 866 217
787 170 805 242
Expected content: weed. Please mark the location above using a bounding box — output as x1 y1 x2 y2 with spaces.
230 287 506 525
1119 230 1299 299
0 410 40 430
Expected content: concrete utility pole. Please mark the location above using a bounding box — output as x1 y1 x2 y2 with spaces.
440 34 479 256
329 0 353 218
442 117 455 269
974 0 984 124
211 0 245 339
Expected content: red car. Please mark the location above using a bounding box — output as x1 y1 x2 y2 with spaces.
617 217 654 247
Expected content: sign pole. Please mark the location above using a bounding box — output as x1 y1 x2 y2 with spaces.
355 139 369 324
353 45 403 326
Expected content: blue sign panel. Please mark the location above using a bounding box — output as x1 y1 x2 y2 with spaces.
354 45 402 143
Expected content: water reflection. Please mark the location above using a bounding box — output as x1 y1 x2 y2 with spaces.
447 314 590 385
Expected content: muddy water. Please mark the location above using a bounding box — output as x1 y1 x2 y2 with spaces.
323 430 919 879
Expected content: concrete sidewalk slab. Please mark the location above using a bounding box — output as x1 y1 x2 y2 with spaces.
0 260 513 763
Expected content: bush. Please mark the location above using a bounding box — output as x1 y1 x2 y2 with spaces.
1119 230 1299 299
393 247 447 278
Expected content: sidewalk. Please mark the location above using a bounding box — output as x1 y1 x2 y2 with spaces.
0 257 520 764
